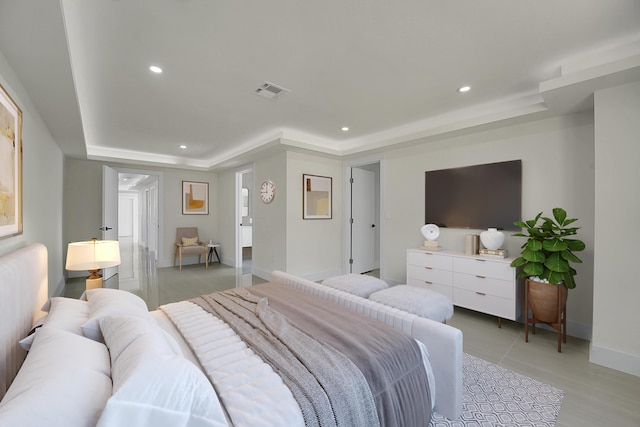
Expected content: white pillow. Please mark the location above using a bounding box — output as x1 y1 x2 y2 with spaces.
0 328 112 427
82 288 153 342
19 297 90 350
97 315 228 427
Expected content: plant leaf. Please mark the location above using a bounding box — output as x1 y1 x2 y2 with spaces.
523 262 544 276
548 271 564 284
526 239 542 251
561 250 583 264
545 252 569 272
543 238 568 252
565 239 586 251
553 208 567 225
510 257 527 267
563 272 576 289
523 248 545 262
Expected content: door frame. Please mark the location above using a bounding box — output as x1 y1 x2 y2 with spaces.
235 166 254 269
342 154 385 276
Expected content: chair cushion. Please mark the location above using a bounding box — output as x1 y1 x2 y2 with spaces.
181 237 199 246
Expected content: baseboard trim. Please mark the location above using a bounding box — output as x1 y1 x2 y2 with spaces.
590 343 640 377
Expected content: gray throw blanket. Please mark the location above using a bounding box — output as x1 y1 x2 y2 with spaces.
192 289 380 427
249 282 432 427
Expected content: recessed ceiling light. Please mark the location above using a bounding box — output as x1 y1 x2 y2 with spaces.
179 144 187 149
149 65 163 74
457 85 471 93
341 126 349 132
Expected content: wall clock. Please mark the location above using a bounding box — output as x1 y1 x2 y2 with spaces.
260 180 276 204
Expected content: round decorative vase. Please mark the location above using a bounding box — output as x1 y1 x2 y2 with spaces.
480 228 504 250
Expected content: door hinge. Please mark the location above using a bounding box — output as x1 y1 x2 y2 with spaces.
349 177 354 184
349 259 353 264
350 218 354 224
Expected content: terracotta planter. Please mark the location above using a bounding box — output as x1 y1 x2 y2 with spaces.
526 279 567 323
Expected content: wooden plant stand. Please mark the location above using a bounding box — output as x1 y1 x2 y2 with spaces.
524 279 567 352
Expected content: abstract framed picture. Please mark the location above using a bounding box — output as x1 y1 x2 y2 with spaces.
0 83 22 239
182 181 209 215
303 174 332 219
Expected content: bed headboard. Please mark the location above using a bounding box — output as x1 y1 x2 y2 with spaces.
0 243 48 400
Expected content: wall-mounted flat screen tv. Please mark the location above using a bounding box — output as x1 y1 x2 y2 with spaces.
425 160 522 231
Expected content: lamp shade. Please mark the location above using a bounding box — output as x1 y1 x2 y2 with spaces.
66 239 121 271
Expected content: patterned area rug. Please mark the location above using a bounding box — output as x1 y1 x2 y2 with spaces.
430 353 564 427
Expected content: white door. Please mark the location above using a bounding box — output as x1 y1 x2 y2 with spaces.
350 168 376 273
102 165 119 280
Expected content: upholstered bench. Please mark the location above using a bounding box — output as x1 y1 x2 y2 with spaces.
369 285 453 323
321 274 388 298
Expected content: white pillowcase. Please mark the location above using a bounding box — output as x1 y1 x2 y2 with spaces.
82 288 153 342
0 328 112 427
19 297 90 350
97 315 228 427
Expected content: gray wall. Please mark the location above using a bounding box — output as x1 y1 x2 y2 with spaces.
0 51 65 296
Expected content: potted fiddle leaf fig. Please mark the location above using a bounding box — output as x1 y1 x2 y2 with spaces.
510 208 585 288
510 208 586 331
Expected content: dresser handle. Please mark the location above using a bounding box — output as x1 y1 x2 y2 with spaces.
424 281 433 285
475 275 486 279
475 258 486 262
424 266 433 270
475 292 486 296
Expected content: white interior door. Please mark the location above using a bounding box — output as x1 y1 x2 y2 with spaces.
102 165 119 280
350 168 376 273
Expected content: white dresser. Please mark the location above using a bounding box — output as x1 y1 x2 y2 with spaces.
406 248 522 322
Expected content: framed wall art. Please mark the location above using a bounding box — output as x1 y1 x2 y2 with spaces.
303 174 332 219
0 83 22 239
182 181 209 215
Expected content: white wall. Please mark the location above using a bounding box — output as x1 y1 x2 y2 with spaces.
591 81 640 376
286 151 343 280
383 112 596 339
0 50 65 296
252 151 288 278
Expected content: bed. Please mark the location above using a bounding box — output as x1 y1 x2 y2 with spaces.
0 243 463 426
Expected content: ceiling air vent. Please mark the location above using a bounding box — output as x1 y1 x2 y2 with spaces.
253 81 291 101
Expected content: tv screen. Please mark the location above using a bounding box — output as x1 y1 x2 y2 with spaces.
425 160 522 231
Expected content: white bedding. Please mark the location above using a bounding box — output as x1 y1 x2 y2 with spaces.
157 300 436 423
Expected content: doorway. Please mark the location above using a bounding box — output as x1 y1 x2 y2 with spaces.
345 160 381 275
102 167 163 288
235 167 253 273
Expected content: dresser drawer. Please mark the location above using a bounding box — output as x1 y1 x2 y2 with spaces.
453 257 514 281
407 279 454 300
453 273 514 299
407 251 453 270
407 264 453 286
453 288 516 320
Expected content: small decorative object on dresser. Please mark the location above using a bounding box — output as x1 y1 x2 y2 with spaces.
420 223 440 248
480 228 505 250
510 208 586 352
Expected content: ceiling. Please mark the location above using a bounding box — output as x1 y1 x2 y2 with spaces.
0 1 639 171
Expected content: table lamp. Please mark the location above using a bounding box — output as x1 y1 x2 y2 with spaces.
66 238 121 289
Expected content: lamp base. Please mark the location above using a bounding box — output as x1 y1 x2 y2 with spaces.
86 270 103 290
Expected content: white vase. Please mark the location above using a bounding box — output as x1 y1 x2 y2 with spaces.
480 228 504 250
